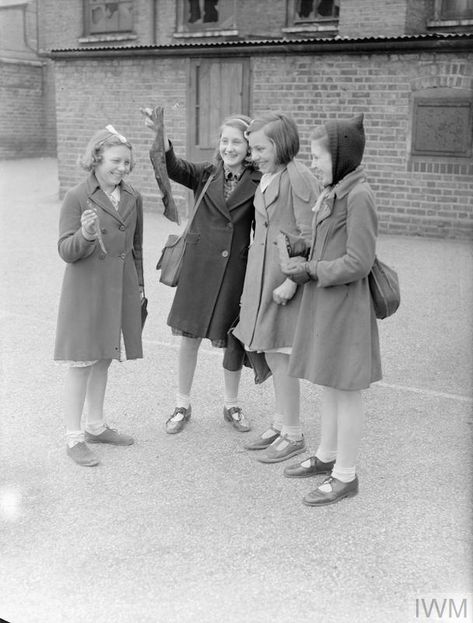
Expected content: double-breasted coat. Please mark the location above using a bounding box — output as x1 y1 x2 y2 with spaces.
233 161 320 352
54 173 144 361
288 167 382 390
163 145 261 341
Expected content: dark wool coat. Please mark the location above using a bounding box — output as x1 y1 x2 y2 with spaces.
163 146 261 340
54 173 144 361
233 161 320 352
288 168 382 390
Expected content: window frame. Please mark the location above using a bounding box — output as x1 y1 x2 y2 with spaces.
83 0 134 37
175 0 237 35
291 0 340 24
434 0 473 20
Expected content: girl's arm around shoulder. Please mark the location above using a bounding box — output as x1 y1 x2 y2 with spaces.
314 181 377 287
132 192 144 288
289 161 321 243
57 187 96 264
164 142 213 191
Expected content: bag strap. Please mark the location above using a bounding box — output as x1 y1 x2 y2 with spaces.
183 172 214 236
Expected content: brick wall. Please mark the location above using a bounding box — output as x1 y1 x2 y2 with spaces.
251 52 473 238
39 0 437 50
339 0 409 37
0 59 48 158
237 0 287 39
54 56 188 210
53 49 473 239
38 0 156 50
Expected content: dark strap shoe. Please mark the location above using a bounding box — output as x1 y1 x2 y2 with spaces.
303 475 359 507
283 455 335 478
223 406 251 432
256 434 305 463
243 425 281 450
166 406 192 434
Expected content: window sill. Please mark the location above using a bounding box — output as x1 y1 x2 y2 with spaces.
282 24 338 34
428 18 473 27
78 33 138 44
173 30 239 39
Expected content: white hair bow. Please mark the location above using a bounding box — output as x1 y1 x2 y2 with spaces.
105 124 127 143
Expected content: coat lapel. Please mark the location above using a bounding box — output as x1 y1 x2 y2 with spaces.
226 168 261 212
315 192 334 226
199 165 229 221
261 170 282 214
86 177 135 225
117 182 137 223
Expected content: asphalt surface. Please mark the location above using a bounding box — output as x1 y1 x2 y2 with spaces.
0 158 472 623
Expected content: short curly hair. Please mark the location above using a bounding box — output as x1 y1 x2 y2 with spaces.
79 128 135 172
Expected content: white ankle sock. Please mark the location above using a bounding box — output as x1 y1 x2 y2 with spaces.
281 424 303 441
85 420 106 435
176 392 191 409
332 464 356 483
316 447 337 463
66 430 84 448
224 400 240 410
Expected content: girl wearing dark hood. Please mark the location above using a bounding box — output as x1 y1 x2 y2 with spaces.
280 114 382 506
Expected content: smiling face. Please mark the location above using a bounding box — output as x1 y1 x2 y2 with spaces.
248 129 280 175
94 144 132 192
311 139 333 187
219 125 248 172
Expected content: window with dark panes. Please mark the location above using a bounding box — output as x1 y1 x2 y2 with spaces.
412 98 472 158
179 0 236 31
85 0 133 35
294 0 339 21
436 0 473 19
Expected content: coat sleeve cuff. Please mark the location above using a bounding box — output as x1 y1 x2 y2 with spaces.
305 260 318 280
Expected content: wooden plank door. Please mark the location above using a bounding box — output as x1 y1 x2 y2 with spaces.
188 58 250 163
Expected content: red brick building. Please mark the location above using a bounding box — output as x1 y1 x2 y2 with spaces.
2 0 473 238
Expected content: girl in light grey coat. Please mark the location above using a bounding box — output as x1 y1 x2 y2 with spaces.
233 112 320 464
55 126 144 467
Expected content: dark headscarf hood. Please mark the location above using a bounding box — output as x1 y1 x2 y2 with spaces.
325 114 365 186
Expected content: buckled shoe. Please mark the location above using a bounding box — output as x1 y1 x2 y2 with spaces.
223 406 251 432
283 455 335 478
303 475 359 507
256 434 305 463
166 406 192 434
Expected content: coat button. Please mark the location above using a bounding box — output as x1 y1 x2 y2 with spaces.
120 253 126 259
101 228 107 234
119 225 125 231
221 250 229 258
264 221 268 227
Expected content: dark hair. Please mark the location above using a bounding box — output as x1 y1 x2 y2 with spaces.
79 128 135 172
213 114 252 166
246 112 299 165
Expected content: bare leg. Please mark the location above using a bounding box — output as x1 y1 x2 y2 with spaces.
64 366 92 436
265 352 302 445
334 388 364 475
265 352 300 427
223 367 241 407
85 359 112 433
178 336 202 398
315 387 338 463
